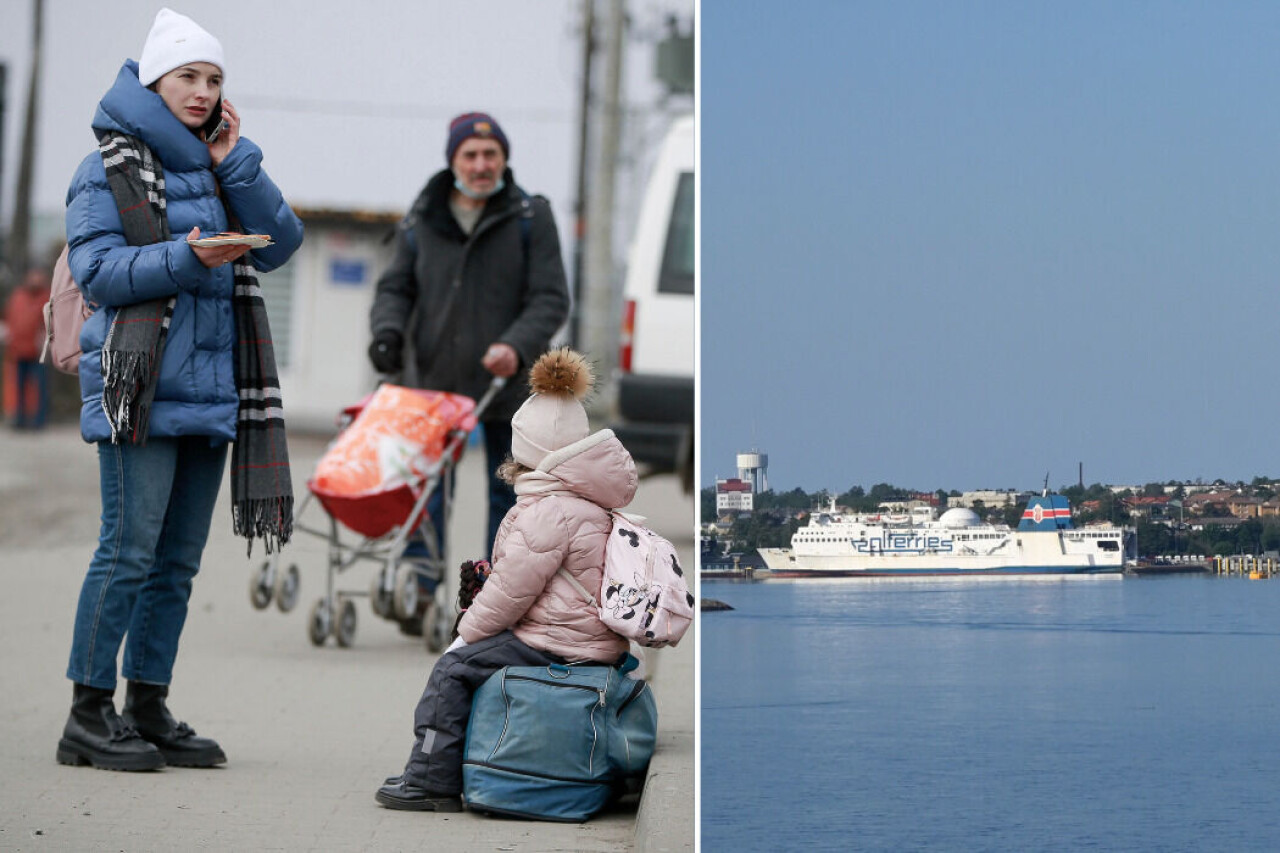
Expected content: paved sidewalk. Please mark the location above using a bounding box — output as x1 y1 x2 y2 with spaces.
0 424 693 852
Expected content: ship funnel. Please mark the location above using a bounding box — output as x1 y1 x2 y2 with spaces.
1018 495 1074 531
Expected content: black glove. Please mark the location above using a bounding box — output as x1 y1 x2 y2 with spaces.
368 330 404 373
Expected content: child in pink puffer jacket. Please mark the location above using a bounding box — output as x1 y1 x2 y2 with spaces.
376 348 637 812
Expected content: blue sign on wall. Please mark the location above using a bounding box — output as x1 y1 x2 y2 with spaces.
330 258 367 286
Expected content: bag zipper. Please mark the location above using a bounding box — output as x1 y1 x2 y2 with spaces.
497 674 607 773
490 670 515 757
505 674 606 697
617 678 649 714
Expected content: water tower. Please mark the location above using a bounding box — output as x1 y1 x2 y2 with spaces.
736 450 769 494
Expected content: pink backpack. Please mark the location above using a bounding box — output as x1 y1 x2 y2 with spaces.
40 245 94 374
560 511 695 648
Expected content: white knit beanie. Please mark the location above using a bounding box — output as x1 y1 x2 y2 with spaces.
510 349 593 469
138 8 225 86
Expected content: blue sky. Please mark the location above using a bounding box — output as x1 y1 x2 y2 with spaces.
700 0 1280 494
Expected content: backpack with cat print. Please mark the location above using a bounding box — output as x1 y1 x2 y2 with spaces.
560 511 694 648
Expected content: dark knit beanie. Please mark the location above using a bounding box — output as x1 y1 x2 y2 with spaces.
446 112 510 164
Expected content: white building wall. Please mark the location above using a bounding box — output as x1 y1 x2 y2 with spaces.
268 220 397 433
950 490 1020 509
717 491 753 513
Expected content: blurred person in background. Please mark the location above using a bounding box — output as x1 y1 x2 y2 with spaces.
367 112 570 601
4 265 53 429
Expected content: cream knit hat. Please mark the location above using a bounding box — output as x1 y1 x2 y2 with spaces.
138 8 225 86
510 349 594 469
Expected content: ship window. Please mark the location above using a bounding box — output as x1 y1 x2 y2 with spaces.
1098 541 1119 551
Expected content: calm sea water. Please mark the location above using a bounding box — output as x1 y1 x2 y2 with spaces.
701 575 1280 852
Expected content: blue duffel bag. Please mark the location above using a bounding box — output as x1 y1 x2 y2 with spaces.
462 661 658 822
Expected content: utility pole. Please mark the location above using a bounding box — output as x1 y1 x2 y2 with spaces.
582 0 625 415
8 0 44 285
569 0 595 349
0 61 9 280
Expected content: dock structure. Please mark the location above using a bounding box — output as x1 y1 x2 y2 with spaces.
1128 560 1210 576
1214 555 1279 578
701 554 756 579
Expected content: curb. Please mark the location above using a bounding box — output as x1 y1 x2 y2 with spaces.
633 730 695 852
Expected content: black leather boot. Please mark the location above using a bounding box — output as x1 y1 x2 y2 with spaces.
375 778 463 812
375 749 462 811
56 683 165 771
123 681 226 768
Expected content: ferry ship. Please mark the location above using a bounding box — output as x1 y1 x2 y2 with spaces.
758 495 1133 577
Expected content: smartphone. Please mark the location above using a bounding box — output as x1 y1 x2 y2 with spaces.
201 98 226 144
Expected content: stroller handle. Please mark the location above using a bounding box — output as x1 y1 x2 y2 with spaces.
472 376 507 420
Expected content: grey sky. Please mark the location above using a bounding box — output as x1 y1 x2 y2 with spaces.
1 0 691 250
701 0 1280 495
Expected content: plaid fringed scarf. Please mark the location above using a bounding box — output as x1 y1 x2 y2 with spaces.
226 228 294 554
97 133 173 443
97 131 293 554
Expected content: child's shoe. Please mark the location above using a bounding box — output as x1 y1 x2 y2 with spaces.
375 777 462 812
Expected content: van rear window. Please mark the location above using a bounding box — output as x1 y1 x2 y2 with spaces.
658 171 694 295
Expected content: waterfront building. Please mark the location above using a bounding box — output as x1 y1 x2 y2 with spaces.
948 489 1021 509
716 478 753 513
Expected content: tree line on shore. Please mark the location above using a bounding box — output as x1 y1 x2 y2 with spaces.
702 478 1280 558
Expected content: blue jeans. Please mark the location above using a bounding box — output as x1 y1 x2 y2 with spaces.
422 420 516 566
13 359 49 429
67 436 228 690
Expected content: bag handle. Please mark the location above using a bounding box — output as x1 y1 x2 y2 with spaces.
557 567 598 608
555 508 651 609
610 508 647 526
39 301 54 364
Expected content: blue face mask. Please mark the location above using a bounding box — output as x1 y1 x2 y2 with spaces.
454 177 506 200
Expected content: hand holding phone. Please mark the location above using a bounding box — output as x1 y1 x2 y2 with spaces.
203 117 228 144
205 98 240 166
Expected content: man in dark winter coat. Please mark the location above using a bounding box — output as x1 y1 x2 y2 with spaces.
368 112 570 570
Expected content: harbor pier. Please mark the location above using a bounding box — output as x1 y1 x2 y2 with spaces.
1214 555 1279 578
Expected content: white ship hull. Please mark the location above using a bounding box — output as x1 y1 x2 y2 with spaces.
760 532 1124 576
759 496 1130 577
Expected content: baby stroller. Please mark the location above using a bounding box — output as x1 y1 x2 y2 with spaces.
248 377 505 652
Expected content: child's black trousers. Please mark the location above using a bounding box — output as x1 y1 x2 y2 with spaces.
403 630 564 794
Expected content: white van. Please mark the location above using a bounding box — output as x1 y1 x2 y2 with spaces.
610 115 694 491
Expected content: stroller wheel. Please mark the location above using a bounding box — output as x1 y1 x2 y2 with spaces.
334 596 358 648
275 564 300 613
308 598 332 646
370 572 394 618
423 603 444 653
425 586 454 654
396 591 426 637
249 561 273 610
393 569 420 620
397 610 425 637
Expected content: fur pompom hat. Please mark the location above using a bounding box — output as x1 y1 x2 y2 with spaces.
511 349 593 469
139 8 224 86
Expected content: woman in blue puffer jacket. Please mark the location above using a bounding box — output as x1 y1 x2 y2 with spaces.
57 8 302 772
